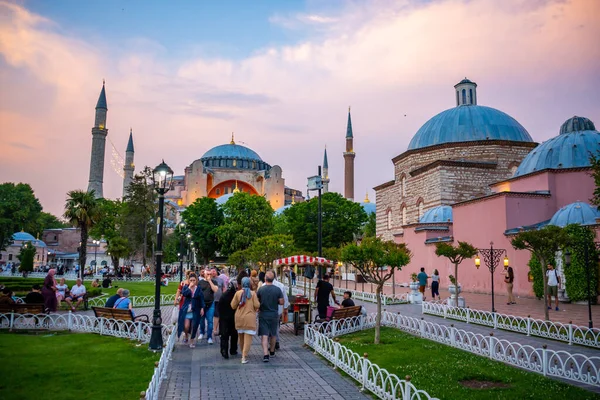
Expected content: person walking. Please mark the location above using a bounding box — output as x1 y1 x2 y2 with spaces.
417 267 428 301
505 266 516 305
546 264 560 311
271 270 289 351
314 274 338 320
231 277 260 364
41 269 58 312
257 271 283 362
177 274 205 348
218 281 239 359
198 269 218 344
431 269 440 300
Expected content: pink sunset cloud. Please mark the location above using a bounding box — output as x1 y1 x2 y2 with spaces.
0 0 599 217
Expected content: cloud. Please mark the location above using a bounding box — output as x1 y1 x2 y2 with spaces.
7 141 33 150
0 0 599 218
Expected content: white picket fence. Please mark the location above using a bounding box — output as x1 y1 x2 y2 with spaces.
422 301 600 349
143 327 177 400
287 284 409 305
87 294 177 308
0 271 182 282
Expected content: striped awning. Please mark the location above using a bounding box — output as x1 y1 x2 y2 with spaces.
272 255 333 267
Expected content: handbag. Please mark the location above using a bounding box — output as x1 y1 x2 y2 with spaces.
171 306 179 324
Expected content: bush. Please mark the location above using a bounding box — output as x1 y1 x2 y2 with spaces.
564 225 599 303
528 254 556 299
87 288 102 298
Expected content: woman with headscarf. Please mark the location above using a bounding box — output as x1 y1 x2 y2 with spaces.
177 274 205 348
231 277 260 364
218 280 239 359
42 269 58 312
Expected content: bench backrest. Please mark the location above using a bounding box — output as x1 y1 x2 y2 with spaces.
0 303 45 314
330 305 362 320
92 306 135 321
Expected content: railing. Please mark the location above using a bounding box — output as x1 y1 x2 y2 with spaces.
422 301 600 349
305 316 438 400
0 272 182 282
143 327 177 400
87 294 177 308
287 284 408 305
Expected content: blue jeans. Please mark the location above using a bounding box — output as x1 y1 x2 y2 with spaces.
200 302 215 339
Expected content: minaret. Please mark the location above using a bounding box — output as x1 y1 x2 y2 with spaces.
343 107 355 201
87 81 108 198
122 128 135 197
322 146 330 193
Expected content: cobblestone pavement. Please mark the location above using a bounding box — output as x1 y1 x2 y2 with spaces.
159 324 369 400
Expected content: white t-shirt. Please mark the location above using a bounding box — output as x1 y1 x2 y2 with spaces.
273 279 289 315
431 274 440 282
56 284 68 296
70 284 87 297
546 269 559 287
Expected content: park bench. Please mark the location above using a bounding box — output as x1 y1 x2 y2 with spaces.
92 306 149 323
0 303 46 314
315 306 363 335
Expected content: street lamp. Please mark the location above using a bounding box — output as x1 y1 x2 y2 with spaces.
564 241 599 329
92 240 100 275
177 221 186 282
149 159 174 352
475 241 508 313
306 167 323 277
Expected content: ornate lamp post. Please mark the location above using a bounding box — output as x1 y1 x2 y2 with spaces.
564 241 599 329
475 241 508 313
149 160 173 352
92 239 100 274
177 222 186 282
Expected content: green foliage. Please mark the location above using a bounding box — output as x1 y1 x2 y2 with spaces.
362 212 377 238
32 211 69 238
16 242 36 273
338 327 598 400
162 232 181 264
0 183 43 251
590 151 600 208
0 332 161 400
273 213 290 235
227 249 250 269
285 192 367 252
216 192 274 256
246 234 296 267
322 247 342 263
410 272 418 282
63 190 100 278
528 255 545 299
435 241 477 291
563 224 598 303
182 197 223 264
106 235 130 268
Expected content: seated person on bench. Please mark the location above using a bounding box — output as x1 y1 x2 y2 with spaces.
113 289 135 317
340 291 355 307
25 284 45 304
65 279 86 311
104 288 123 308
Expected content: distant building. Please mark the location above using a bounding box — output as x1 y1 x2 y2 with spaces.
0 232 49 270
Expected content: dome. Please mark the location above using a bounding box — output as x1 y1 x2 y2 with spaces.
514 117 600 177
201 143 262 162
216 193 234 206
408 105 533 150
360 202 376 215
549 202 600 227
12 232 36 242
419 205 453 223
275 204 291 215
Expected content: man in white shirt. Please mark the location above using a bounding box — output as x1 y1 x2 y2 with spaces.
272 270 289 350
546 264 560 311
65 278 87 311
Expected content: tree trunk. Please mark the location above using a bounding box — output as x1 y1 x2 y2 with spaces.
375 284 382 344
79 225 88 281
454 262 459 306
540 256 549 320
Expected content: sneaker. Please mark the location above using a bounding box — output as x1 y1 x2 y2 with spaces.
275 342 280 350
241 358 248 364
198 334 204 340
207 338 214 345
189 343 196 349
263 355 269 363
182 338 188 344
269 351 275 357
555 307 559 311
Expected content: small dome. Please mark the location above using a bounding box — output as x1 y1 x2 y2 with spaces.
360 202 376 215
419 205 453 223
12 232 36 242
455 78 475 86
408 105 533 150
215 193 234 206
559 116 596 135
549 202 600 227
514 117 599 177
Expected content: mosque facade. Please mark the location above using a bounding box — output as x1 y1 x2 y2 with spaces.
374 78 600 298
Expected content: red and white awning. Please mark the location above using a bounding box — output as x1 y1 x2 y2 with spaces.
272 255 334 267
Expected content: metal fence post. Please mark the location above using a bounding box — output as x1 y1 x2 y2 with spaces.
67 311 72 331
443 304 447 319
333 341 339 370
493 312 498 330
489 333 495 360
138 321 143 341
542 345 548 377
420 318 425 337
526 315 531 337
466 307 470 324
404 375 412 399
100 317 104 335
450 325 456 347
9 311 14 330
361 353 369 392
568 321 573 346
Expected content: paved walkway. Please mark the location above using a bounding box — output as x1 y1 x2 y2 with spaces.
159 324 369 400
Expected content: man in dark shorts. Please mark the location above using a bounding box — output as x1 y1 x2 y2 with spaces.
315 274 338 319
257 270 283 362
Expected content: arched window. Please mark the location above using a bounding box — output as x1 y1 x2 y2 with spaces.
402 206 407 226
462 89 466 105
469 89 473 105
401 175 407 197
387 210 392 230
418 201 424 220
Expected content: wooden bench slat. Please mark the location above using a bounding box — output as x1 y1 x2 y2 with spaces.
0 304 46 314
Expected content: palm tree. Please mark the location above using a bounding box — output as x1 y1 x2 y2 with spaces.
64 190 100 280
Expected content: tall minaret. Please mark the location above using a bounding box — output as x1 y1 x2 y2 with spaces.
87 81 108 198
343 107 355 201
122 128 135 197
322 146 330 193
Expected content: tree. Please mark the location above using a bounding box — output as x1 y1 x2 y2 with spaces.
590 151 600 209
182 197 224 264
362 212 377 238
341 237 411 344
247 234 296 268
162 232 181 264
216 192 274 256
285 192 367 252
63 190 100 280
228 249 250 270
273 213 290 235
511 225 570 320
106 236 130 269
435 241 478 306
89 198 130 266
563 224 598 303
17 241 36 276
32 212 69 238
0 183 42 251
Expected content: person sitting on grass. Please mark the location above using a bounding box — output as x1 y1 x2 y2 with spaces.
113 289 135 316
25 284 45 304
105 288 123 308
64 279 86 311
91 279 100 288
341 291 355 307
102 276 112 288
0 288 15 304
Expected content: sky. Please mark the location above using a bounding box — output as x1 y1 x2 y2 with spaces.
1 0 599 217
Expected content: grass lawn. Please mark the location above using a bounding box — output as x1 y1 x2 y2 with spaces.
0 331 160 400
337 327 600 400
